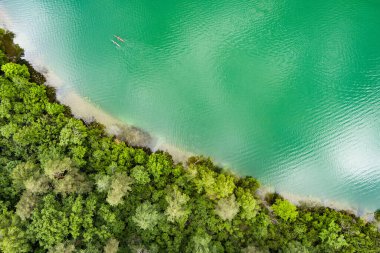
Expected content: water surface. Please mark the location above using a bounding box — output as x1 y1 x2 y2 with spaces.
1 0 380 211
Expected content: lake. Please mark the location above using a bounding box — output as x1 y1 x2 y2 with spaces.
1 0 379 212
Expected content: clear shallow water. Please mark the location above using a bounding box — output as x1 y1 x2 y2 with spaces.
1 0 380 211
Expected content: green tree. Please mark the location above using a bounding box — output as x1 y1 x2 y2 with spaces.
195 170 236 200
212 174 236 199
29 195 70 248
374 209 380 222
0 204 31 253
319 221 348 251
280 241 309 253
146 152 173 181
59 118 88 146
131 165 151 185
0 49 6 66
271 199 298 222
1 62 30 79
236 188 259 220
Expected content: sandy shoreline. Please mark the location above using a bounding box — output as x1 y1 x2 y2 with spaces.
0 9 193 163
0 12 377 222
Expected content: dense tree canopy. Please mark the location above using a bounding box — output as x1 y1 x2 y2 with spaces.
0 28 379 252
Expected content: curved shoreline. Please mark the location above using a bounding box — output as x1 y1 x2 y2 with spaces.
0 14 377 222
0 7 193 163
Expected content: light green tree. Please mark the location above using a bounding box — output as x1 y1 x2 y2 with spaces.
96 174 111 192
194 168 215 194
1 62 30 79
10 161 38 190
0 206 31 253
53 168 92 195
241 245 269 253
165 186 190 222
103 238 119 253
48 242 75 253
44 158 73 180
271 199 298 222
132 201 162 230
215 194 240 221
280 241 309 253
43 158 92 195
196 171 235 200
186 232 211 253
16 191 39 220
24 175 50 194
106 172 133 206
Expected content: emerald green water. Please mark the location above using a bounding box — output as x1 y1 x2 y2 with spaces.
1 0 380 211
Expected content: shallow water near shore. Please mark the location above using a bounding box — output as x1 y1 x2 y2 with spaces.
1 0 380 212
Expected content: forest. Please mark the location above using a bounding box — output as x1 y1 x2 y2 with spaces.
0 28 379 252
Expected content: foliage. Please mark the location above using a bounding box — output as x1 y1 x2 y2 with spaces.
236 187 259 220
0 50 6 66
0 204 31 253
103 238 119 253
272 199 298 222
132 201 162 230
15 191 39 220
165 186 190 222
0 28 379 252
215 194 240 221
131 165 151 185
48 242 76 253
375 209 380 222
1 62 30 79
186 232 212 253
29 194 71 248
106 172 133 206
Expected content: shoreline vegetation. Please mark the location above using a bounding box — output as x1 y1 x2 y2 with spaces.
0 28 379 252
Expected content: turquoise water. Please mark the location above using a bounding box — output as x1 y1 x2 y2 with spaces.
1 0 380 211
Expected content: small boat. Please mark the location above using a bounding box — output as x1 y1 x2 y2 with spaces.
113 35 125 43
111 39 121 47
